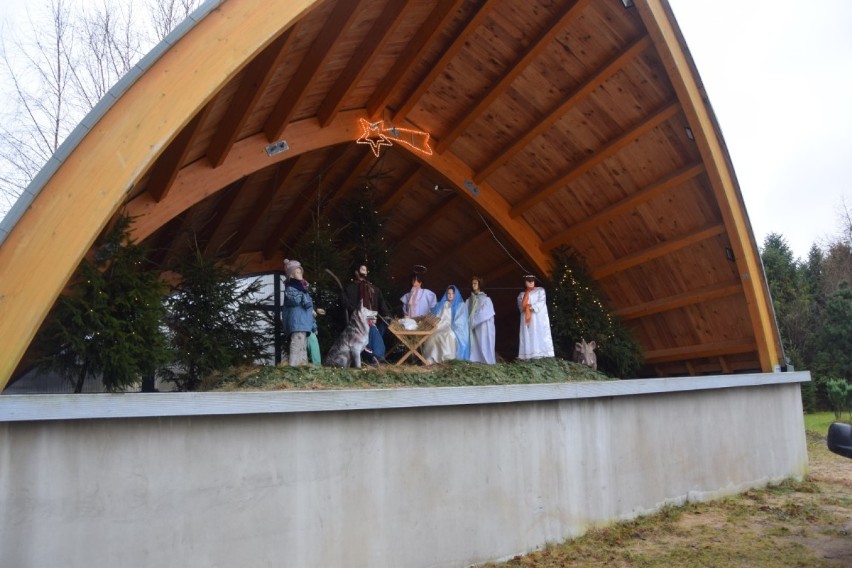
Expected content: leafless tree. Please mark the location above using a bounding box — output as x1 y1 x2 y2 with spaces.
818 197 852 295
148 0 202 41
0 0 79 211
838 197 852 246
0 0 202 217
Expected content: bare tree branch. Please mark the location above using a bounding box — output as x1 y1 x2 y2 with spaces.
0 0 203 220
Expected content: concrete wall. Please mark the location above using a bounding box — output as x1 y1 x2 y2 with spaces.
0 373 809 567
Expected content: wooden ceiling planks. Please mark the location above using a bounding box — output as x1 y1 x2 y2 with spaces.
366 0 464 117
264 0 362 140
393 0 500 123
436 0 587 154
317 0 411 126
228 157 304 258
206 30 296 168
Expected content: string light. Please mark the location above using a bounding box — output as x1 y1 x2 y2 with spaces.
355 118 432 157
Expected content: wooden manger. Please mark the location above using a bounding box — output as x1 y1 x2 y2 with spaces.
387 314 440 366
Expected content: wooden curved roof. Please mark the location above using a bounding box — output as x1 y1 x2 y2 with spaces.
0 0 783 387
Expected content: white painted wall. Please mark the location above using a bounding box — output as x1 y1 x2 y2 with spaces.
0 374 809 567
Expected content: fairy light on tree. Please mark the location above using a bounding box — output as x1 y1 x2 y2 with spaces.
547 247 643 377
341 194 394 293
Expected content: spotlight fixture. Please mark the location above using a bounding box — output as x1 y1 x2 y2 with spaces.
265 139 289 157
622 0 634 7
684 127 695 141
725 247 735 262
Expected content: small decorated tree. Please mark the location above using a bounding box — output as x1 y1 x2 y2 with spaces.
339 194 394 293
547 248 643 377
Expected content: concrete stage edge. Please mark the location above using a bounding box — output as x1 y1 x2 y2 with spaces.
0 372 809 567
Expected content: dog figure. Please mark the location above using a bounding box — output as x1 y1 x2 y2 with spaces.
324 302 378 368
572 339 597 370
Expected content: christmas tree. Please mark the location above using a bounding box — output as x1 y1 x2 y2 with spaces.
547 248 643 377
340 194 394 293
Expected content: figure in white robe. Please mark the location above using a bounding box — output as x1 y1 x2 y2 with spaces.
400 273 437 317
466 276 496 364
517 276 554 359
422 285 470 364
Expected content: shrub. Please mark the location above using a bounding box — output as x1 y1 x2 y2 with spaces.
825 377 850 420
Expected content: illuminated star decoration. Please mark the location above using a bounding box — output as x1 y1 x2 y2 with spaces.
356 118 433 158
356 119 393 157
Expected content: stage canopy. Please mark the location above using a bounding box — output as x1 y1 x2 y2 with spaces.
0 0 784 388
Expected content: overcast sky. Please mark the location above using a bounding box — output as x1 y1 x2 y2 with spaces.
2 0 850 260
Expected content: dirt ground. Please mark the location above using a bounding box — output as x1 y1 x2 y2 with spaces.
486 431 852 567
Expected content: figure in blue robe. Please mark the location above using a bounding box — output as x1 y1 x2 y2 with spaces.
422 285 470 364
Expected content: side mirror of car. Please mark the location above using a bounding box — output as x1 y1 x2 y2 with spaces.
827 422 852 459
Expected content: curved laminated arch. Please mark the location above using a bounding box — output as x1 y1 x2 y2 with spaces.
123 111 551 275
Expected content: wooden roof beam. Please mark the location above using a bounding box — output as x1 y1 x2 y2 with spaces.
207 31 295 168
202 178 248 256
127 111 367 243
637 0 782 372
147 104 212 202
320 147 377 211
366 0 465 118
613 280 741 321
512 101 680 218
261 146 350 258
591 223 726 280
161 212 197 271
264 0 363 141
542 162 704 252
482 259 527 284
229 157 303 256
124 112 550 276
317 1 410 127
410 148 552 276
644 339 757 364
474 35 652 183
395 194 459 251
436 0 592 154
424 229 493 277
392 0 499 124
377 165 421 215
261 189 314 261
147 213 188 271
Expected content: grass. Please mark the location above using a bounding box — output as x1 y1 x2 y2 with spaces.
199 357 613 392
805 411 849 434
481 415 852 567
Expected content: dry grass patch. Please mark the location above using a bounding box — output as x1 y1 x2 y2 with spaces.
199 358 611 392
